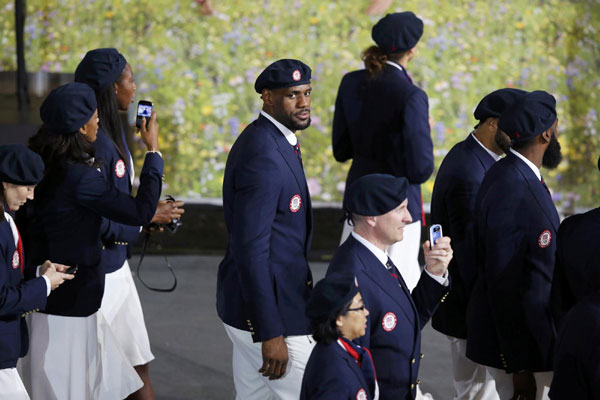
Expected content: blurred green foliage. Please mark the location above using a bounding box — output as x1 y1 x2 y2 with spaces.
1 0 598 210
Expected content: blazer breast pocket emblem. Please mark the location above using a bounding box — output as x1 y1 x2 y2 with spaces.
289 194 302 213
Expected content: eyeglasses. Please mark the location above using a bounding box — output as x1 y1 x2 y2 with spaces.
346 305 367 313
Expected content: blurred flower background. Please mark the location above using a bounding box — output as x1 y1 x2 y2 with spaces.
1 0 598 210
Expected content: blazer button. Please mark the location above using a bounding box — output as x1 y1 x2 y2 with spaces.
307 280 312 286
417 379 421 385
420 353 424 359
411 358 416 364
411 384 415 390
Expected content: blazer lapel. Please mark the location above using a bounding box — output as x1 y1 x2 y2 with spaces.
349 237 416 324
335 343 370 389
510 153 560 231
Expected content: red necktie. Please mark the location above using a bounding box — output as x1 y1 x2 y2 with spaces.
16 226 23 272
541 177 551 197
293 142 303 168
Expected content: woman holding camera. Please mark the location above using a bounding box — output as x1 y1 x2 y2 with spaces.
0 144 74 400
74 48 183 399
18 82 163 399
301 272 378 400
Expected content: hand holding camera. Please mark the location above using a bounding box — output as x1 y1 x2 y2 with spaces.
147 195 184 234
138 102 159 152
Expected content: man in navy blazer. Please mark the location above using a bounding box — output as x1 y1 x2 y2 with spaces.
431 88 525 399
332 12 433 291
327 174 452 400
217 59 314 399
466 91 563 400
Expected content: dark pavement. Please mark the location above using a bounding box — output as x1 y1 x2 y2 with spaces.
134 255 454 400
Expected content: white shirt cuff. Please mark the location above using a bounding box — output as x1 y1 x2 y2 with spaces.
425 268 449 286
41 275 51 296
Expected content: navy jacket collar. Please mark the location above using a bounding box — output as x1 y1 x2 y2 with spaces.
465 133 497 171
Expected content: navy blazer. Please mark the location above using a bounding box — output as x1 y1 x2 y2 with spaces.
332 63 433 221
327 236 448 400
301 341 374 400
18 153 163 317
549 291 600 400
550 208 600 328
0 218 47 369
217 114 313 342
95 128 141 274
431 133 496 339
466 152 559 373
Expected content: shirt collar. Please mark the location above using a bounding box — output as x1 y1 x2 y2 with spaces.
385 60 404 73
510 148 541 181
351 231 389 266
260 111 297 146
471 131 501 162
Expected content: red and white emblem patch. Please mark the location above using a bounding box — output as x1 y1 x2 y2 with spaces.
115 159 126 178
292 69 301 81
382 312 397 332
12 250 19 269
356 388 367 400
538 230 552 248
289 194 302 213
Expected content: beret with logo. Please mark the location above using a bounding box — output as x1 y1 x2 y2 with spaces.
372 12 423 54
306 272 360 322
0 144 45 186
474 88 528 122
254 59 311 93
498 90 557 143
74 48 127 91
40 83 97 134
344 173 409 216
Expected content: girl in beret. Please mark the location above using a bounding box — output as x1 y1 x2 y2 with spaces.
301 273 378 400
16 82 164 400
75 48 183 400
0 144 74 400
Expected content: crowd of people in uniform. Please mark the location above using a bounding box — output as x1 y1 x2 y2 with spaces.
0 8 598 400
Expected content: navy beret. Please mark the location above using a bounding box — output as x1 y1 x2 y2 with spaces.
474 88 528 122
40 83 98 134
0 144 44 186
498 90 557 143
372 12 423 54
74 48 127 91
306 272 359 322
254 59 311 93
344 174 409 216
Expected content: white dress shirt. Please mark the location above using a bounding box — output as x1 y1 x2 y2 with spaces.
260 110 298 146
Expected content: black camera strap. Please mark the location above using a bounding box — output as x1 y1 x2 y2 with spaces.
135 232 178 292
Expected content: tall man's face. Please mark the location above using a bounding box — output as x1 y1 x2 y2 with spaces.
266 84 312 132
542 120 562 169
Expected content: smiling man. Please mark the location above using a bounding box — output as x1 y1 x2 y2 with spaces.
217 59 315 399
326 173 453 400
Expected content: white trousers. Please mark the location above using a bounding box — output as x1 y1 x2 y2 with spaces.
341 220 422 292
487 367 552 400
223 323 315 400
448 337 499 400
0 368 30 400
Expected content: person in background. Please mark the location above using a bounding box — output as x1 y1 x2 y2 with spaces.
332 11 434 293
430 88 526 400
74 48 183 399
466 91 562 400
0 144 73 400
217 59 315 399
327 173 452 400
301 272 377 400
17 82 163 399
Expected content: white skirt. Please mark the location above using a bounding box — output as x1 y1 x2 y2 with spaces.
100 260 154 367
0 368 30 400
18 311 143 400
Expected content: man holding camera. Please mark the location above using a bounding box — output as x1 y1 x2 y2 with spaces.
327 173 452 400
217 59 314 399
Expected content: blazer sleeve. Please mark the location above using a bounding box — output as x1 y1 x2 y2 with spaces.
412 270 450 328
401 90 434 184
332 78 353 162
100 217 142 245
0 244 47 317
75 153 163 226
231 151 284 341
